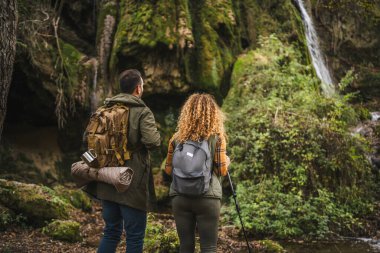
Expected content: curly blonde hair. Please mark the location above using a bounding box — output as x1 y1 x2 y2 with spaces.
174 93 226 142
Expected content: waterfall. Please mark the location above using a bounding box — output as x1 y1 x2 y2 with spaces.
90 59 99 113
295 0 335 96
371 112 380 121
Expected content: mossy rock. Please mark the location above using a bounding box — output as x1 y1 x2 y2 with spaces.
53 185 92 212
258 240 285 253
42 220 82 242
108 0 240 94
0 179 72 226
144 214 179 252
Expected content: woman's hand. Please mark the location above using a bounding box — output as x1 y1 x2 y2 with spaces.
226 155 231 168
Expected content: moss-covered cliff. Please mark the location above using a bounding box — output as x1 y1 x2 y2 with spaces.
2 0 311 180
13 0 309 110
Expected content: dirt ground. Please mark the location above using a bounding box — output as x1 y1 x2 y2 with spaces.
0 201 258 253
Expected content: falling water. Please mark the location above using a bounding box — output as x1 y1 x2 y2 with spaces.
90 59 99 113
295 0 335 96
371 112 380 121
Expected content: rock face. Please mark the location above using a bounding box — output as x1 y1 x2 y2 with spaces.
310 0 380 100
12 0 307 110
351 112 380 170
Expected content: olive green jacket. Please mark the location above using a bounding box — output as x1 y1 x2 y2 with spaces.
83 93 161 211
169 174 223 199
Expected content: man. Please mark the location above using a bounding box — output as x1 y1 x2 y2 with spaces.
85 69 160 253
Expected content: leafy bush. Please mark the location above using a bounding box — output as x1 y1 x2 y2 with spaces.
223 35 375 239
144 214 179 253
232 178 358 239
258 239 286 253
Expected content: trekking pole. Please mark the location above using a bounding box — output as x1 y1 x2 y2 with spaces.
227 171 252 253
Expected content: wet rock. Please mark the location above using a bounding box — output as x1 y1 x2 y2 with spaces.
352 116 380 171
371 112 380 121
42 220 82 242
371 157 380 169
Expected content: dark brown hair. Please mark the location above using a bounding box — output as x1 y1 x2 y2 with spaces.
119 69 142 94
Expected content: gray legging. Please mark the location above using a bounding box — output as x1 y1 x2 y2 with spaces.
172 196 221 253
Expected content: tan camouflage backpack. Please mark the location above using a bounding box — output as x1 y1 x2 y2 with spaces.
84 103 130 168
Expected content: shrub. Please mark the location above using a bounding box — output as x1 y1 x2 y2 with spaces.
223 35 375 239
144 214 179 252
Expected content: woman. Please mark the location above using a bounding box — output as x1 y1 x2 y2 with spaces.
165 93 229 253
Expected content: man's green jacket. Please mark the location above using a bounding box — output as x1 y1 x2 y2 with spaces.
84 93 161 211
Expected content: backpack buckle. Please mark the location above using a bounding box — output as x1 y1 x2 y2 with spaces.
105 149 114 154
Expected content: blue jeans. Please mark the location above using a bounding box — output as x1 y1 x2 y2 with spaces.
97 200 147 253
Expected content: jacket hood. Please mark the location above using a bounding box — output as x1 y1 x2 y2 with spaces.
104 93 146 107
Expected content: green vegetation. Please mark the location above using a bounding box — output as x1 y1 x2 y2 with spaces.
144 214 179 252
258 239 286 253
223 35 375 239
0 205 26 231
42 220 82 242
0 205 14 230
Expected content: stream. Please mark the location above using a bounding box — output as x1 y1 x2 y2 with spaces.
284 238 380 253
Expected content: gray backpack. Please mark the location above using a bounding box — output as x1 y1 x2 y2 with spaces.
172 136 217 196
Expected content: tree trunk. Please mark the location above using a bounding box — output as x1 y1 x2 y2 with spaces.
0 0 17 141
